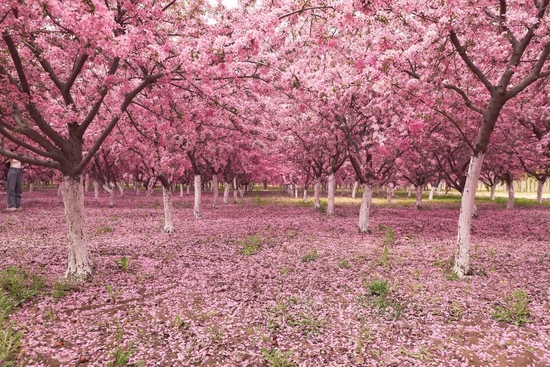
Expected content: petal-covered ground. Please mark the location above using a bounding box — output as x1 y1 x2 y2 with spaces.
1 189 549 366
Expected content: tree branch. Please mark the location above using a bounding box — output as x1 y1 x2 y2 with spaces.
443 84 484 114
449 30 494 94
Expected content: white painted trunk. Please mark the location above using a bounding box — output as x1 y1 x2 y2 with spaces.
193 174 202 218
429 186 436 200
102 184 115 207
506 181 515 210
162 185 175 233
84 174 89 192
61 176 92 279
294 184 298 199
135 182 140 196
223 182 230 204
351 181 358 199
116 182 124 198
233 177 238 199
180 184 184 197
358 183 373 233
536 179 544 204
454 153 484 278
303 188 308 202
327 173 336 216
387 184 394 205
93 181 99 203
415 185 423 209
186 184 191 195
314 179 320 208
212 175 219 208
437 182 442 196
29 182 34 193
490 185 496 201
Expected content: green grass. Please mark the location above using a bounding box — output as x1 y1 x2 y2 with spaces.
237 235 262 256
492 289 531 326
0 266 45 305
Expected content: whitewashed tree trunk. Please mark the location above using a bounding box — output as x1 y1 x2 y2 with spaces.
407 186 412 197
490 185 496 200
162 185 175 233
93 181 99 203
358 183 373 233
387 183 394 205
233 177 238 200
223 182 230 204
429 185 436 200
294 184 298 199
314 178 320 208
327 173 336 216
415 185 423 209
116 182 125 198
506 181 515 210
303 187 308 202
536 179 545 204
437 181 442 196
135 182 140 196
29 182 34 193
454 153 484 278
180 184 184 197
351 181 358 199
102 184 115 207
193 174 202 218
62 176 92 279
84 174 89 192
186 184 191 195
212 175 219 208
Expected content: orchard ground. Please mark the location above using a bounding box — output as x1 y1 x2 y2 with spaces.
1 187 549 367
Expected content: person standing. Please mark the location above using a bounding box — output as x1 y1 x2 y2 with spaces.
6 158 23 210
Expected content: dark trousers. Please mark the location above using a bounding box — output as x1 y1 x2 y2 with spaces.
7 168 23 208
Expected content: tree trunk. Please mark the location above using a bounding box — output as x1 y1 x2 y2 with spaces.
416 185 423 209
223 182 230 204
294 184 298 199
102 184 115 207
135 182 140 196
351 180 358 199
84 174 89 192
116 182 125 198
193 174 202 218
180 183 184 197
314 178 320 208
62 176 92 279
29 182 33 193
490 185 496 200
437 181 442 196
506 180 515 210
303 187 308 202
233 177 238 200
536 179 545 204
162 184 175 233
327 173 336 216
212 175 219 208
428 185 436 200
186 183 191 195
93 181 99 203
387 183 394 205
358 183 373 233
454 153 484 278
